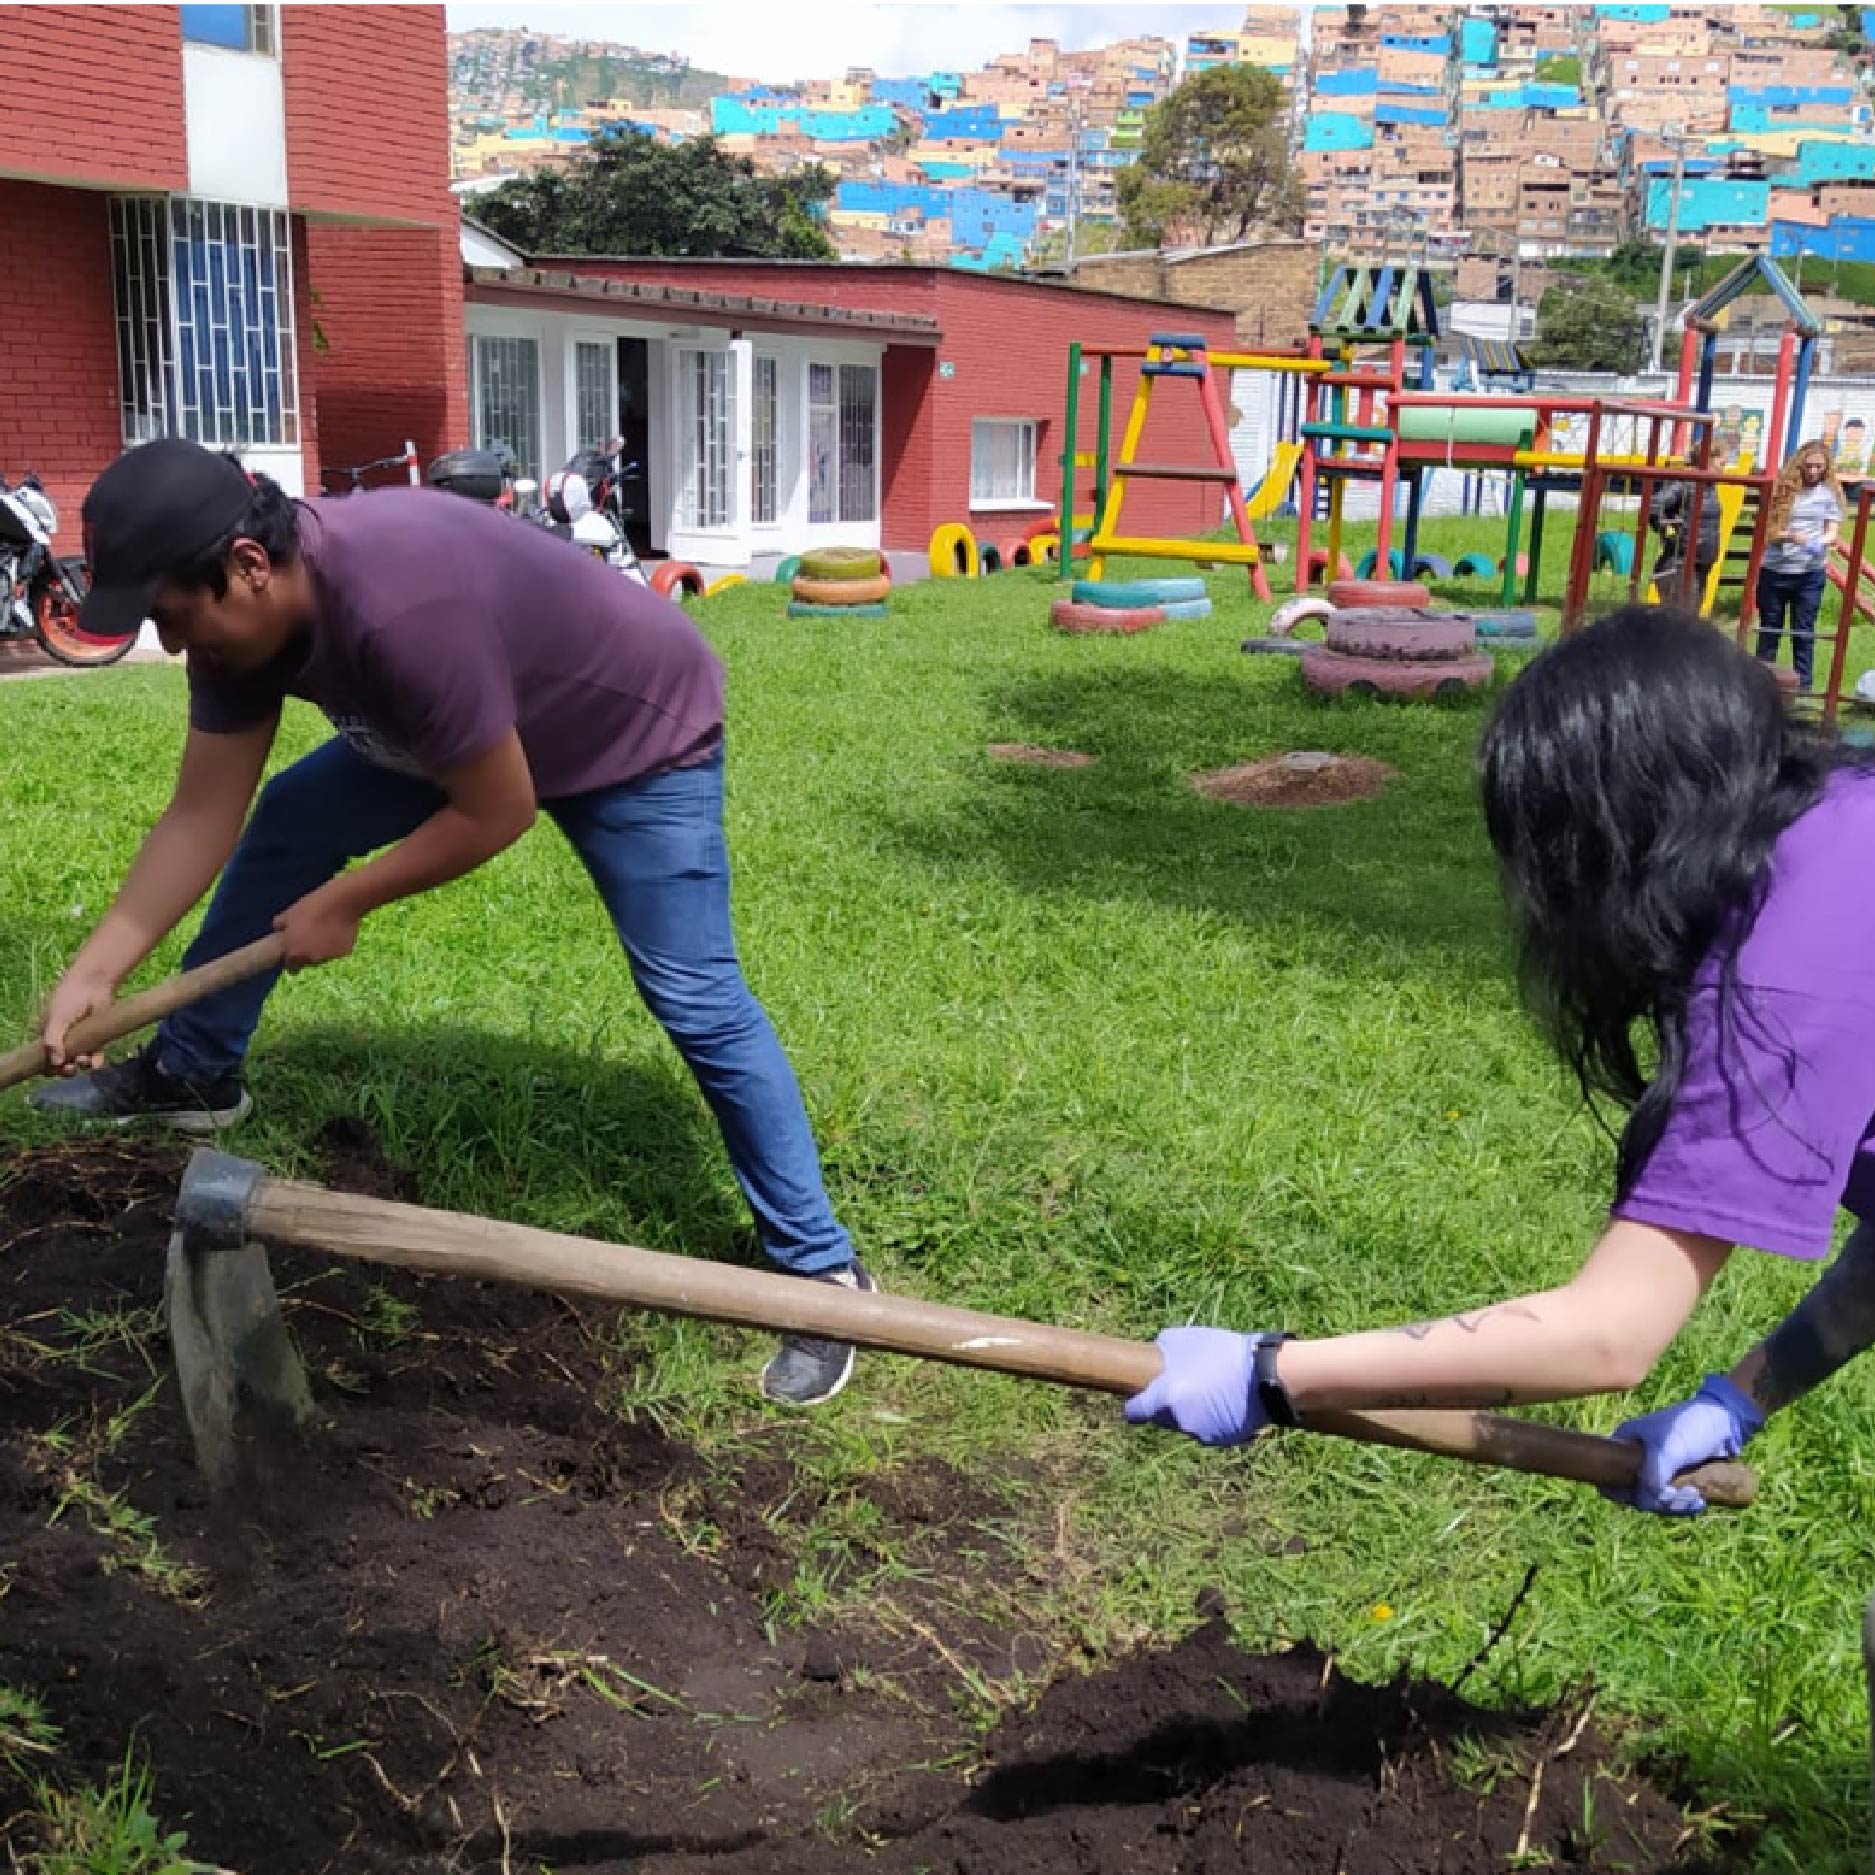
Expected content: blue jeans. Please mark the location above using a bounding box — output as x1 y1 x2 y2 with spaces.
159 738 853 1275
1755 563 1827 689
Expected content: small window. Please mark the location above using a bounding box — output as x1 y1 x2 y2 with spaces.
572 339 616 453
971 419 1038 505
181 5 277 54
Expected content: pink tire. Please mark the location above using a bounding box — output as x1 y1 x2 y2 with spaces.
1326 610 1478 661
1050 599 1169 635
1327 578 1433 611
1269 595 1334 638
650 561 705 600
1301 648 1495 699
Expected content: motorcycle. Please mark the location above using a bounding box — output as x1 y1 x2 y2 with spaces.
539 439 649 586
0 472 117 667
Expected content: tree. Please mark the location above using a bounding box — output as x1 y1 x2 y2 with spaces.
1527 276 1648 374
476 130 837 260
1116 65 1301 250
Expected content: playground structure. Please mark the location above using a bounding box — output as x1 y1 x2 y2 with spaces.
1293 266 1442 596
1056 333 1327 601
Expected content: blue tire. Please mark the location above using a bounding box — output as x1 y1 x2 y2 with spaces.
1161 598 1214 620
788 601 890 617
1453 552 1497 579
1355 549 1407 581
1071 577 1206 608
1411 554 1452 580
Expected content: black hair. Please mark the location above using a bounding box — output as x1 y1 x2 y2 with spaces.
1479 605 1866 1197
169 462 300 598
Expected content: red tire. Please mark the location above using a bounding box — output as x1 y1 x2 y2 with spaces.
996 534 1033 569
792 572 893 605
1049 599 1169 635
1327 578 1433 611
1301 648 1494 699
1305 550 1356 587
1020 513 1059 544
651 561 705 600
1325 610 1477 661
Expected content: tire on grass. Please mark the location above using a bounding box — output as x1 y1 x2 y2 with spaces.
1301 647 1494 699
929 523 980 579
1327 578 1432 611
1050 599 1169 635
791 572 893 606
1325 610 1476 661
1070 577 1206 608
650 561 705 601
799 546 884 582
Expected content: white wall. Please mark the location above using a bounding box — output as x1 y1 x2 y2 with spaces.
183 44 288 207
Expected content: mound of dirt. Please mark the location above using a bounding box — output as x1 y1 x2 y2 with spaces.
0 1139 1719 1874
989 743 1099 769
1192 751 1396 809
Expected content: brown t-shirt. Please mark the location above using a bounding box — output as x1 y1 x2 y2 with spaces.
188 491 725 798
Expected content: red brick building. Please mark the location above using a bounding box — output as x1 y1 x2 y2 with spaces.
464 256 1240 567
0 2 465 531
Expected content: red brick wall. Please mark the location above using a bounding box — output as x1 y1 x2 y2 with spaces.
0 5 186 192
533 263 1238 549
286 4 466 478
281 4 454 226
0 183 123 531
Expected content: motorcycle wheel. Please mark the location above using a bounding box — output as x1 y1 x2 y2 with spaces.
34 558 131 667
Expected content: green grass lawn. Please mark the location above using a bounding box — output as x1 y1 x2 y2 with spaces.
5 538 1875 1869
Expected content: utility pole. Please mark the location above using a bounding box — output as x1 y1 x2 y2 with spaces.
1065 94 1082 270
1649 130 1687 375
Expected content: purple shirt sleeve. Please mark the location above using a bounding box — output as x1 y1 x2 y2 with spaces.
1614 982 1875 1260
356 599 519 777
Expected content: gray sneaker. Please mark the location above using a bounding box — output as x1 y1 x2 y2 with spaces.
760 1260 875 1408
29 1043 252 1135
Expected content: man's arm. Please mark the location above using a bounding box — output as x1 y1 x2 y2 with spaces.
272 730 536 970
1729 1225 1875 1415
44 715 279 1064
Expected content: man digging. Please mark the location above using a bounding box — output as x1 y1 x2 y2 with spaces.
32 438 871 1408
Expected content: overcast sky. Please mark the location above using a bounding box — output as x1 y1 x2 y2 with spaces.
445 3 1253 86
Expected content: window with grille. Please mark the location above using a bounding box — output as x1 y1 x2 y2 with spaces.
573 340 616 453
471 334 541 483
677 349 733 529
970 419 1037 504
109 196 300 450
752 355 779 525
809 361 877 526
180 5 276 53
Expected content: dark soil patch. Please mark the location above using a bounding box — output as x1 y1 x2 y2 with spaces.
989 742 1099 769
0 1138 1721 1873
1193 751 1397 809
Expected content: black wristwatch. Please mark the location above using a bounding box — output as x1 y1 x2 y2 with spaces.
1254 1332 1298 1428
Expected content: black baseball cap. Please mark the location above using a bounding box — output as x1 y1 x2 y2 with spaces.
79 439 256 640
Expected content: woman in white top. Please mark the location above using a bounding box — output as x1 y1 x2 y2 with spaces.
1755 441 1844 691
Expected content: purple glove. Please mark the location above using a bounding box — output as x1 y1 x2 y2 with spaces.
1124 1327 1272 1447
1611 1373 1764 1516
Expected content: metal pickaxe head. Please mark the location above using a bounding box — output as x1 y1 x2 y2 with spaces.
168 1149 315 1490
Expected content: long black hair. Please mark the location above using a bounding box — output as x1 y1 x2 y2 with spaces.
1480 605 1861 1197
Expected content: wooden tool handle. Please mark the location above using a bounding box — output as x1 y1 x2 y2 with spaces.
0 935 287 1093
242 1176 1755 1511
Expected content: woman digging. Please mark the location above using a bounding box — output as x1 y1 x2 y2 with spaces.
1754 440 1843 693
1129 605 1875 1513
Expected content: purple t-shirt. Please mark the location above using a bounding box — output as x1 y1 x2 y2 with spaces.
189 491 724 798
1615 771 1875 1260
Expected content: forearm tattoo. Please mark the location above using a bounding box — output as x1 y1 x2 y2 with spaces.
1747 1224 1875 1414
1391 1303 1543 1342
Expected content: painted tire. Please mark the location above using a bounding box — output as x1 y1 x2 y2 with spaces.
929 523 980 579
995 534 1035 570
1471 610 1539 641
1355 549 1407 581
1269 595 1334 638
651 561 705 600
1028 531 1061 564
1326 610 1477 661
1020 514 1060 544
1411 554 1452 580
799 546 883 582
1327 578 1432 611
1071 577 1206 608
1301 648 1494 699
1594 532 1634 576
1515 554 1530 578
792 572 893 606
1241 636 1311 657
774 555 804 586
704 575 748 599
1161 598 1214 621
979 544 1005 574
1452 552 1497 579
788 601 890 618
1050 599 1169 635
1305 550 1357 587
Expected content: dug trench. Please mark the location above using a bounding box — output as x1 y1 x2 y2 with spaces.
0 1131 1725 1874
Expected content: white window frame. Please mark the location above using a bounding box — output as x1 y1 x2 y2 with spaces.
970 417 1046 511
675 344 736 533
806 356 879 528
469 330 544 484
752 351 781 528
108 193 300 450
567 331 619 455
